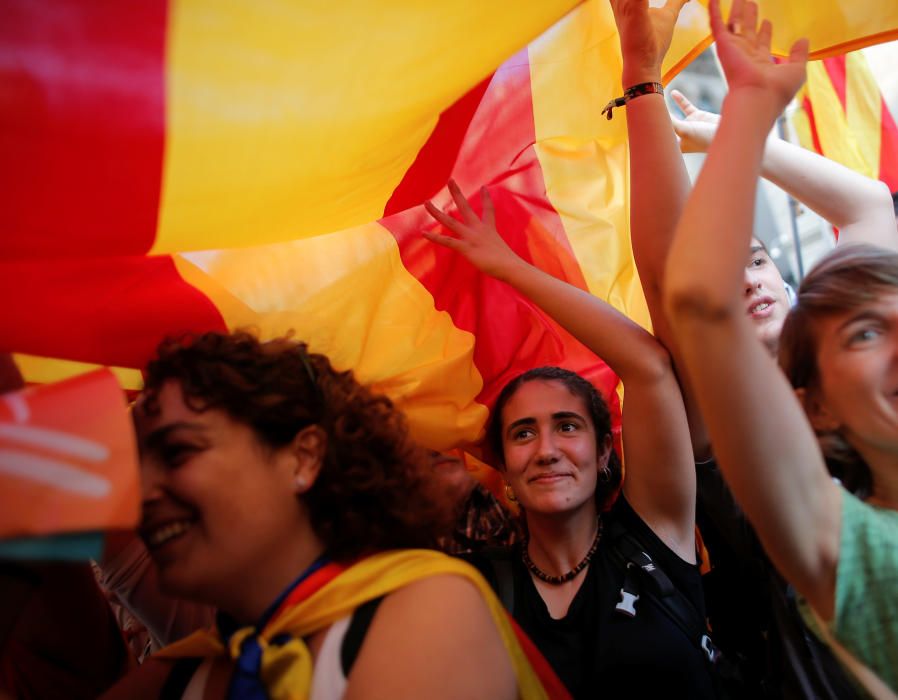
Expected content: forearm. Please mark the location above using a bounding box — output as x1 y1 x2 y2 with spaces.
500 258 670 384
665 90 772 313
761 135 897 248
624 73 691 308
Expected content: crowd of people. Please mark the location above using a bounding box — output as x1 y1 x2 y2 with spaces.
2 0 898 697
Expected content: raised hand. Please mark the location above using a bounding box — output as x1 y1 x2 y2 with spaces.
669 89 720 153
611 0 691 84
423 180 522 281
710 0 808 116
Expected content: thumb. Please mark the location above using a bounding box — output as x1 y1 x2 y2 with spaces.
788 37 810 65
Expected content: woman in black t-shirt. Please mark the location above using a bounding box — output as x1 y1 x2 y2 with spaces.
425 177 717 698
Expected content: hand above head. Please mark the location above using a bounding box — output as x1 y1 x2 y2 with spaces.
610 0 691 84
710 0 809 118
669 89 720 153
423 180 523 282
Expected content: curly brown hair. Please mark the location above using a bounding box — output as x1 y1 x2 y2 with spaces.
141 331 452 559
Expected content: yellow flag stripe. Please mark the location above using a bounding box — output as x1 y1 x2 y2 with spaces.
153 0 579 255
173 222 487 449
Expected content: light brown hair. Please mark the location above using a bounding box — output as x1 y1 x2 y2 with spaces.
779 244 898 497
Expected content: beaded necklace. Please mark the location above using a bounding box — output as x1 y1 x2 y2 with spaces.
522 518 603 584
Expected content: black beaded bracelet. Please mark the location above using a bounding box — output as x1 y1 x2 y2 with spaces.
601 81 664 120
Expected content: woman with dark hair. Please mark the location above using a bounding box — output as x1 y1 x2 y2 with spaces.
663 1 897 693
97 331 548 700
425 180 716 698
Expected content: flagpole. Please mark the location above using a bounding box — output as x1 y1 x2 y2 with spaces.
777 113 806 282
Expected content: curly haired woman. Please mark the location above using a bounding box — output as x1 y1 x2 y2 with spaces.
98 331 556 700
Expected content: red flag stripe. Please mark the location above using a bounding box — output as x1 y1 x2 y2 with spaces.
383 76 493 217
381 50 619 417
0 0 166 259
0 256 227 366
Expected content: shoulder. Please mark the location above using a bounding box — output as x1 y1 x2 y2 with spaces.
345 573 516 700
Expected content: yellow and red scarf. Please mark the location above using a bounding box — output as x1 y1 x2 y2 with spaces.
156 549 569 700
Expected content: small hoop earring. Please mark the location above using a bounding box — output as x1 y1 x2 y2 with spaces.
504 484 517 503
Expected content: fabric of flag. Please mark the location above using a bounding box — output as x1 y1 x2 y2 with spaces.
0 369 139 539
791 50 898 194
3 1 898 455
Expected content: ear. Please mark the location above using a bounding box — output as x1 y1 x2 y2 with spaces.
288 425 327 495
597 433 613 466
795 387 840 433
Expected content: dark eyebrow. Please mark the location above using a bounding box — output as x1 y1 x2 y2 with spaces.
505 417 535 436
505 411 586 435
552 411 585 422
749 245 765 255
143 422 208 450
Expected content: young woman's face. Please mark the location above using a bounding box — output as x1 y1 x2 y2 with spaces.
135 381 305 603
500 379 607 518
745 239 791 351
813 291 898 460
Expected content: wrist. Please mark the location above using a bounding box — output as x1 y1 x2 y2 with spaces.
496 256 532 286
621 65 663 88
721 88 786 130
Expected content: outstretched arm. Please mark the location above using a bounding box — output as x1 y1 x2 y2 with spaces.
425 181 696 559
611 0 713 460
662 0 840 617
672 90 898 250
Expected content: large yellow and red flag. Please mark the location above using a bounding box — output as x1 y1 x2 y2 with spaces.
2 1 898 456
791 50 898 193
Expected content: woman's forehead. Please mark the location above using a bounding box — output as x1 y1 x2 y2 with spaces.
502 379 588 420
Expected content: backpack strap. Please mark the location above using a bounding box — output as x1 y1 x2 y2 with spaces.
608 524 720 665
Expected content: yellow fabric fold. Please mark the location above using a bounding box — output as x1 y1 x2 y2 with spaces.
156 549 548 700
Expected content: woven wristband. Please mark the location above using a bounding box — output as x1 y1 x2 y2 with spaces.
602 81 664 120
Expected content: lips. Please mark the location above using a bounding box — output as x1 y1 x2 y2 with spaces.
528 472 571 484
140 517 196 551
746 296 775 320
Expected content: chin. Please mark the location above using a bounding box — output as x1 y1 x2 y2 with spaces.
156 562 209 603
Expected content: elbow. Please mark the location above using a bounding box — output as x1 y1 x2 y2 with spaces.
866 178 893 210
663 282 735 330
623 335 678 386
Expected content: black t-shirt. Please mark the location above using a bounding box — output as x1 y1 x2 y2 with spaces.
695 458 862 700
468 496 716 700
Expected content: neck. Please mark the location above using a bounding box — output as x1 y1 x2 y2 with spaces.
214 531 327 625
525 502 599 576
858 447 898 510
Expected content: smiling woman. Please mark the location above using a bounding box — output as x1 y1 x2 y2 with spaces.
96 331 532 700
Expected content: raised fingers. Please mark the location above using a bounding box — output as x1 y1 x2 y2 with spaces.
670 89 697 116
788 37 810 66
741 1 758 42
757 18 772 51
447 179 479 226
708 0 726 37
727 0 746 35
424 199 466 237
481 187 496 230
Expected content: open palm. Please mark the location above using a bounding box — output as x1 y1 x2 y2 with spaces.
710 0 808 111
